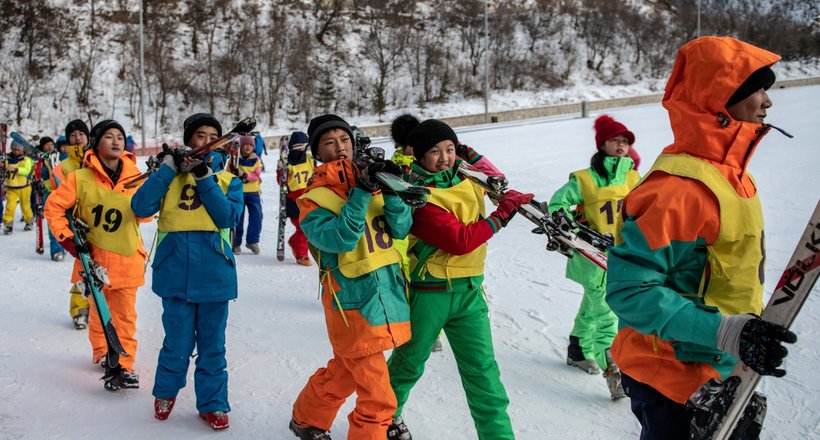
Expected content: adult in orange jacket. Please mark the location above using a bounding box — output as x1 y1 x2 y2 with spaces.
45 120 149 391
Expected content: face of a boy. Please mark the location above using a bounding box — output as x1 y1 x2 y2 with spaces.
189 126 220 148
727 88 772 124
316 128 353 162
96 128 125 161
41 142 55 153
419 140 456 173
68 130 88 147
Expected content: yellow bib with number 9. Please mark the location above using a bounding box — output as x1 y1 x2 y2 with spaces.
158 172 234 232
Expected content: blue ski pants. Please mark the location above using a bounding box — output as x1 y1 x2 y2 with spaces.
153 298 231 413
234 192 262 246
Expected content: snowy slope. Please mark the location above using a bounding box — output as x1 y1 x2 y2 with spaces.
1 85 818 439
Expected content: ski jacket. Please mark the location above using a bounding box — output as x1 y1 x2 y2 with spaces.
237 153 262 193
390 148 414 171
44 149 148 288
297 159 412 358
4 155 33 188
606 37 781 404
548 156 638 288
406 161 496 288
131 150 243 303
49 146 84 189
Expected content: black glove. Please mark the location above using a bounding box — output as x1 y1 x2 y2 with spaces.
717 314 797 377
191 160 211 179
356 161 384 192
738 318 797 377
380 159 405 177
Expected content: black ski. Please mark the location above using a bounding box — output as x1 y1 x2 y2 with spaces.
276 140 289 261
352 135 429 208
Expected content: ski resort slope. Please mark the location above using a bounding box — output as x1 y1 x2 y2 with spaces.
1 85 818 439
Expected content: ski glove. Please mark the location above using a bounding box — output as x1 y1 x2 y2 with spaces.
380 159 405 177
456 143 482 163
161 151 178 173
490 190 534 227
716 314 797 377
356 161 384 193
60 238 88 259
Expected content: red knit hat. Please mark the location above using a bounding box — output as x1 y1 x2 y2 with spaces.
594 115 635 149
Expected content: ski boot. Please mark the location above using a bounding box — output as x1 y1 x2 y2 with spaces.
23 222 33 231
104 368 139 391
200 411 229 430
296 257 313 266
566 336 599 374
387 415 413 439
154 397 176 420
431 337 443 353
3 223 12 235
73 308 89 330
52 251 65 262
246 243 260 255
289 419 331 439
604 349 626 400
232 245 241 254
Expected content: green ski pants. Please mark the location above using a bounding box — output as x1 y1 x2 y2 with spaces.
387 281 514 440
570 284 618 371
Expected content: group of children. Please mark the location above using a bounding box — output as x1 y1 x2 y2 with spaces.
0 36 801 439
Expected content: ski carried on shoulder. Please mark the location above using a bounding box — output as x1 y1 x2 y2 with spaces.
687 199 820 440
457 163 612 270
123 117 256 188
276 141 289 261
352 136 429 208
66 210 129 376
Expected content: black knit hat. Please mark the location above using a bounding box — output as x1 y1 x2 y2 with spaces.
407 119 459 160
726 66 776 107
307 114 354 158
37 136 55 151
65 119 89 141
89 120 126 150
183 113 223 146
391 113 420 147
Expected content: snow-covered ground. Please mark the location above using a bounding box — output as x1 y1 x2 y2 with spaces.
1 85 818 439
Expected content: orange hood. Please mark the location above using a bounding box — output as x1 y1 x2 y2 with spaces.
304 159 360 199
661 37 780 179
82 148 142 186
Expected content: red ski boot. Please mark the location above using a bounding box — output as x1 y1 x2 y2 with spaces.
200 411 230 430
154 398 176 420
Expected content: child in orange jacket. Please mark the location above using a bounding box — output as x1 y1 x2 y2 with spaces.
44 120 148 391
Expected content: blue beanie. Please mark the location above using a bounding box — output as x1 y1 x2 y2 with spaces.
288 131 309 148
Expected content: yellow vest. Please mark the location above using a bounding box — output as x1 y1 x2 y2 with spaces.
410 179 487 280
74 168 141 255
238 157 262 193
647 154 764 315
6 156 33 187
573 169 640 243
301 187 402 278
158 172 234 237
287 157 315 192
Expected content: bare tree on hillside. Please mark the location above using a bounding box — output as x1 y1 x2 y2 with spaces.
0 63 37 125
313 0 345 45
362 8 410 117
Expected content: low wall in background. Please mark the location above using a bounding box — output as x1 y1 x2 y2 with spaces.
133 76 819 156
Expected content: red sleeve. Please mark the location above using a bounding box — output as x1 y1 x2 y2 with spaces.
410 203 494 256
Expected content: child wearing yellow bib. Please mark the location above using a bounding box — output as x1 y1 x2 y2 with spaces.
232 136 263 254
44 120 148 391
288 114 413 440
547 114 639 400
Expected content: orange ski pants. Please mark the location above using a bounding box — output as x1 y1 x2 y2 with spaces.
292 351 396 440
88 287 138 371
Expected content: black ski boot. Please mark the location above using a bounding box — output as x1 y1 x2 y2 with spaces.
566 335 599 374
103 365 139 391
289 419 331 439
387 415 413 439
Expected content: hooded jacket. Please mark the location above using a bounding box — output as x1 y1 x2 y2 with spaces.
297 159 412 358
606 37 781 404
44 149 148 288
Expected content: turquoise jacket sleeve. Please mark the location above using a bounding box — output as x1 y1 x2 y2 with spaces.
301 187 371 253
547 175 582 217
383 194 412 239
131 164 175 217
606 218 721 348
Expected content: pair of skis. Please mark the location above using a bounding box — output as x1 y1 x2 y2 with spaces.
457 163 612 270
66 210 129 379
276 139 289 261
9 131 49 254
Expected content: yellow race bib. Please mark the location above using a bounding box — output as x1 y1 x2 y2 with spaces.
74 168 141 255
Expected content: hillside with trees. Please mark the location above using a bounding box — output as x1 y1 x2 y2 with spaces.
0 0 817 138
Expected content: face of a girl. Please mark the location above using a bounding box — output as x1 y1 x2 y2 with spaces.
601 135 630 158
419 140 457 173
241 142 255 156
316 128 353 162
97 128 125 160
